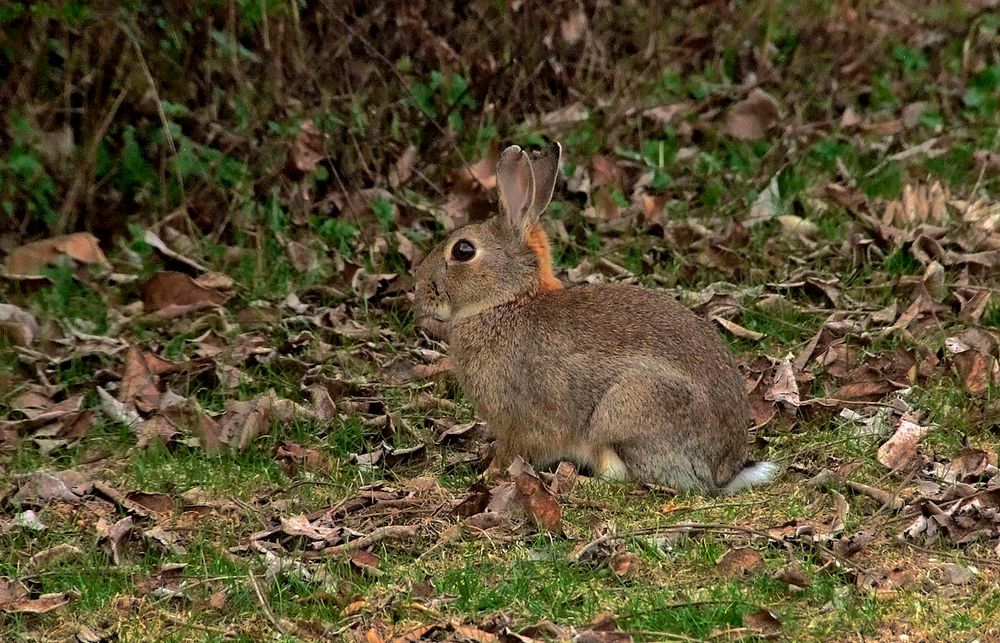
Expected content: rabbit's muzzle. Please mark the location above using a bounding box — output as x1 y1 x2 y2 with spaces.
414 265 452 322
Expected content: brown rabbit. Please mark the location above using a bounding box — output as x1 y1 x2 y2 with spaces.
414 142 777 494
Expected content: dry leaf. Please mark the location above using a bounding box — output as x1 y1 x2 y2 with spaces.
608 551 642 577
560 9 588 44
0 578 70 614
0 304 38 346
764 357 800 407
290 119 324 173
3 232 111 279
712 316 765 341
641 103 689 126
120 346 178 412
715 547 764 577
389 144 417 188
876 417 929 470
531 102 589 128
725 88 780 141
11 471 89 506
139 271 230 312
743 609 783 638
286 241 318 273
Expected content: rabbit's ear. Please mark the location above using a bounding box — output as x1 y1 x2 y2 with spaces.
528 142 561 219
497 145 536 236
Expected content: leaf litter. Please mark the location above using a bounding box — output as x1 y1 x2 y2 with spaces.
3 4 1000 638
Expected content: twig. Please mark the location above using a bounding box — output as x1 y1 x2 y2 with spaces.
56 86 127 233
162 612 231 635
845 480 906 511
305 524 421 559
571 523 785 562
903 542 1000 570
248 569 292 635
623 630 704 642
118 19 187 209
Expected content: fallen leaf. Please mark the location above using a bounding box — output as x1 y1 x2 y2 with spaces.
743 609 783 638
276 442 330 475
389 144 417 188
473 458 564 534
936 448 996 484
3 232 111 279
286 241 318 273
590 155 624 189
530 102 589 128
902 489 1000 546
142 230 210 273
725 88 780 141
139 271 230 311
938 562 977 586
29 543 84 568
0 394 83 432
764 357 800 407
882 181 949 229
747 174 780 225
352 269 400 301
773 563 811 589
715 547 764 577
290 119 324 173
0 579 70 614
125 491 175 515
608 551 642 577
13 509 45 531
434 420 485 445
0 304 38 346
99 515 138 565
560 9 588 44
712 316 765 341
349 549 381 575
11 470 89 506
641 103 690 126
120 346 177 412
218 393 276 451
877 417 930 470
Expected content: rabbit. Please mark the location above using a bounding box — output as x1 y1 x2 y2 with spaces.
413 142 777 494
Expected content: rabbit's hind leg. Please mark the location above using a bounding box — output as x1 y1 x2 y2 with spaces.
587 366 713 492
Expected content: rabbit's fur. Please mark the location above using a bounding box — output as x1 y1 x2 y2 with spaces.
414 143 776 494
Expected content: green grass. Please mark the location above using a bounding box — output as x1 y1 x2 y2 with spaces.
3 1 1000 641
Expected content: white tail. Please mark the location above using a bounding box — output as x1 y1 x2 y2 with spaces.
721 461 779 495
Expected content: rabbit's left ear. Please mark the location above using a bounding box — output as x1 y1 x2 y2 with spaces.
527 142 561 220
497 145 536 236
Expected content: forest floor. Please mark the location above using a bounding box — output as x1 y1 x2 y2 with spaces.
2 1 1000 641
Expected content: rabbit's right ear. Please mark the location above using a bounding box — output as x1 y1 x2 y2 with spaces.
528 142 561 220
497 145 536 237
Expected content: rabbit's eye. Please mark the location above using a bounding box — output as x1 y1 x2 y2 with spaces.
450 239 476 262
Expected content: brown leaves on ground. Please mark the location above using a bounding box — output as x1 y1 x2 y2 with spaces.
2 232 111 279
0 578 70 614
139 271 232 315
876 416 930 471
725 88 781 141
0 303 39 346
463 458 564 535
363 613 634 643
289 119 325 174
715 546 765 577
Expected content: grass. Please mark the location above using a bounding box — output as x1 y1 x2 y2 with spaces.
3 0 1000 641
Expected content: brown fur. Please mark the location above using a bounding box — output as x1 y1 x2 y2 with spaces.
413 143 772 494
526 224 562 292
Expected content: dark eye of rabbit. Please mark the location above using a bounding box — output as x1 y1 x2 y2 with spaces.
450 239 476 262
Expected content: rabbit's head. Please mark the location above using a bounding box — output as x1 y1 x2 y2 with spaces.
415 143 562 322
